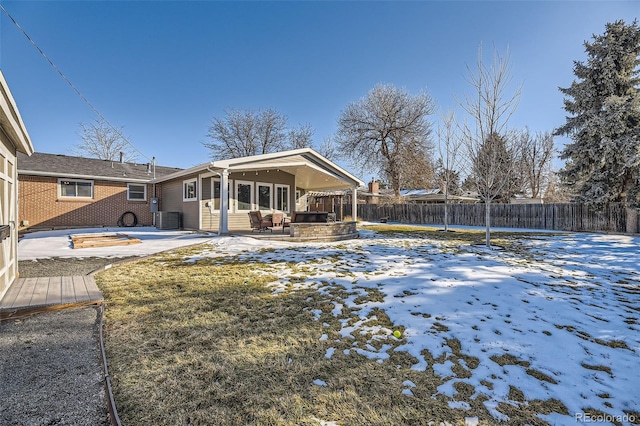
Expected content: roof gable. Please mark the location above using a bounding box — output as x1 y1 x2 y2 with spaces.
157 148 364 190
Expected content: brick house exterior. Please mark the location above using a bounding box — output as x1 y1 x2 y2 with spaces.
17 152 181 230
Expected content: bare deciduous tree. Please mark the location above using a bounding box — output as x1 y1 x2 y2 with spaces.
519 128 555 199
459 47 522 247
75 118 136 161
317 136 338 161
204 108 314 160
287 123 315 150
437 110 463 231
205 108 286 160
543 171 573 203
336 83 436 196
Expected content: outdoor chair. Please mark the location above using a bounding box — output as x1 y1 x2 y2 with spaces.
272 212 291 234
249 211 273 232
327 212 337 222
271 212 283 228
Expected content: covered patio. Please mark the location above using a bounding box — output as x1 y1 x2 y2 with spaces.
154 148 365 237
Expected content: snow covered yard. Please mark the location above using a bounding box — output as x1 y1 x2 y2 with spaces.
190 226 640 425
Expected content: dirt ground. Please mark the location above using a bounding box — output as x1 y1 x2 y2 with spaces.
0 258 130 426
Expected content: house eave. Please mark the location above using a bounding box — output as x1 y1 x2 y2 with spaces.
0 71 34 156
154 148 365 189
18 169 152 183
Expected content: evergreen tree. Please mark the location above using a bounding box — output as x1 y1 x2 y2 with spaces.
472 132 523 203
556 20 640 207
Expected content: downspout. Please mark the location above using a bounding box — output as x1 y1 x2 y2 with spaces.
152 157 157 227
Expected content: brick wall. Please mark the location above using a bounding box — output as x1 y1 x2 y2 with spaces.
18 175 158 229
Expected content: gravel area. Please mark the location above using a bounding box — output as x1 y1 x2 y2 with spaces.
0 306 109 425
0 258 124 425
18 257 137 278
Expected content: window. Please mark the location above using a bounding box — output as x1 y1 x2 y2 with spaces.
235 181 253 211
183 179 197 201
211 178 231 211
257 183 272 210
275 184 290 212
127 183 146 201
59 179 93 198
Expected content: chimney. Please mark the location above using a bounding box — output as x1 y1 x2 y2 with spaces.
368 179 379 195
119 152 124 163
368 178 379 205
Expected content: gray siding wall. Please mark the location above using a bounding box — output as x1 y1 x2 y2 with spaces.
200 170 296 231
159 173 200 230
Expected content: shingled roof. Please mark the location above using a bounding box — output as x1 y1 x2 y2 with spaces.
17 152 182 183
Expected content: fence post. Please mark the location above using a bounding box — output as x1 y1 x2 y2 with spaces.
626 208 638 234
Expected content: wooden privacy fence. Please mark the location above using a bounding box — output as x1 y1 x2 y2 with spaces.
342 203 639 234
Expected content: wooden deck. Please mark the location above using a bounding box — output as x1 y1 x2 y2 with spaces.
0 276 103 320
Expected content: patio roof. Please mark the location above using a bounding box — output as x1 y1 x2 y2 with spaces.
155 148 364 190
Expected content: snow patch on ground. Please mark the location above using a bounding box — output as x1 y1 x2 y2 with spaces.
22 226 639 424
185 228 640 424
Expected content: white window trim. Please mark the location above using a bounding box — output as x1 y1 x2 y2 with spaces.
58 178 94 199
183 178 197 202
127 183 147 201
210 178 232 212
256 182 273 211
235 180 254 212
275 184 290 213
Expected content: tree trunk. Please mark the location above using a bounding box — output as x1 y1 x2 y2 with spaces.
443 190 449 231
485 201 491 247
388 163 402 197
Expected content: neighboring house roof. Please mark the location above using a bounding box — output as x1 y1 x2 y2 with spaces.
510 196 544 204
0 71 34 156
17 152 182 183
307 189 381 197
375 188 479 203
156 148 365 190
400 188 442 197
407 193 480 203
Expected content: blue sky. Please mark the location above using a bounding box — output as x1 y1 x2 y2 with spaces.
0 1 637 173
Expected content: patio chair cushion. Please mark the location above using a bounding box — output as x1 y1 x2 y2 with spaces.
249 211 273 232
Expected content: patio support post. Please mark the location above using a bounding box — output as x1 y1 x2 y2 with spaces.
219 169 229 235
352 186 358 221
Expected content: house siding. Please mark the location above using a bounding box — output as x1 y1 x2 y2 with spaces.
199 170 295 231
157 173 200 230
0 135 18 300
18 175 156 229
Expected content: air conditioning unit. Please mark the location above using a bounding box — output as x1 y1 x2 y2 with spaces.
155 211 180 230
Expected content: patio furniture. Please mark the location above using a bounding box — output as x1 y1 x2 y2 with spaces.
292 211 328 223
249 211 273 232
327 212 337 222
271 212 291 234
